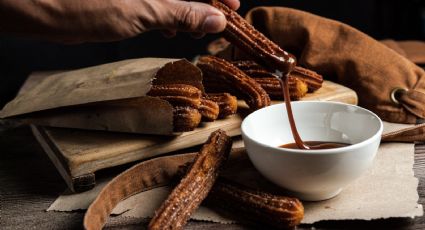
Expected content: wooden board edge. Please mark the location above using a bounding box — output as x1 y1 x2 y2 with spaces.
70 117 242 177
72 174 96 193
31 125 96 192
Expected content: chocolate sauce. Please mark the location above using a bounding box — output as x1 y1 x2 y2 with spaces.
278 76 311 149
280 141 350 150
277 61 347 150
268 53 296 75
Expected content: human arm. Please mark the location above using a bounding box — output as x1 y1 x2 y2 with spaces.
0 0 240 43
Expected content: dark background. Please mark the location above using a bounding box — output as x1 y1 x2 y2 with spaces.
1 0 424 107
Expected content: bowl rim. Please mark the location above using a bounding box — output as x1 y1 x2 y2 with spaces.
241 101 383 154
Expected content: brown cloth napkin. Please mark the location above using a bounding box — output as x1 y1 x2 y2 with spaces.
381 40 425 65
225 7 425 124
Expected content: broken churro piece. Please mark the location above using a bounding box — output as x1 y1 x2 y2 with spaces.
173 106 201 132
199 98 220 121
255 77 308 100
207 178 304 229
206 93 238 118
292 66 324 92
148 130 233 230
197 55 270 111
232 60 323 93
147 84 202 108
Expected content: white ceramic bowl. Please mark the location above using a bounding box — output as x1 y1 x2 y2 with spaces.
241 101 383 201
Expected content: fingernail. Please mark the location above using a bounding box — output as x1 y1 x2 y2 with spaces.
202 14 226 33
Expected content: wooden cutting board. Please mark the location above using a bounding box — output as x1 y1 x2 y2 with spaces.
26 73 357 192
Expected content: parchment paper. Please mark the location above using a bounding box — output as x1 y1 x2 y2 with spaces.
0 58 203 135
48 122 423 224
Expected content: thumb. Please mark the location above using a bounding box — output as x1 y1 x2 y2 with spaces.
161 1 226 33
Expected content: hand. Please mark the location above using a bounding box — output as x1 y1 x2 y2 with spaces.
157 0 239 39
0 0 240 43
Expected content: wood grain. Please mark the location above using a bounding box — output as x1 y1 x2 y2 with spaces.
31 113 241 178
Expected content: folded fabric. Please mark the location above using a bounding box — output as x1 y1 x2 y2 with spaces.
381 40 425 65
225 7 425 124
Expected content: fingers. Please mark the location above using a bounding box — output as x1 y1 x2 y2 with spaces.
153 0 241 36
159 1 226 33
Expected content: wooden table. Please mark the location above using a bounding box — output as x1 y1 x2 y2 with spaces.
1 124 424 230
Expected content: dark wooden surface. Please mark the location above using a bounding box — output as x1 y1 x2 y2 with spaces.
1 124 425 230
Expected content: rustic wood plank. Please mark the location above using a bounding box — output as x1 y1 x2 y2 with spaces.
40 112 243 178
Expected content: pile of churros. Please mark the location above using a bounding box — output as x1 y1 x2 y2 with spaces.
147 84 237 132
146 0 323 133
